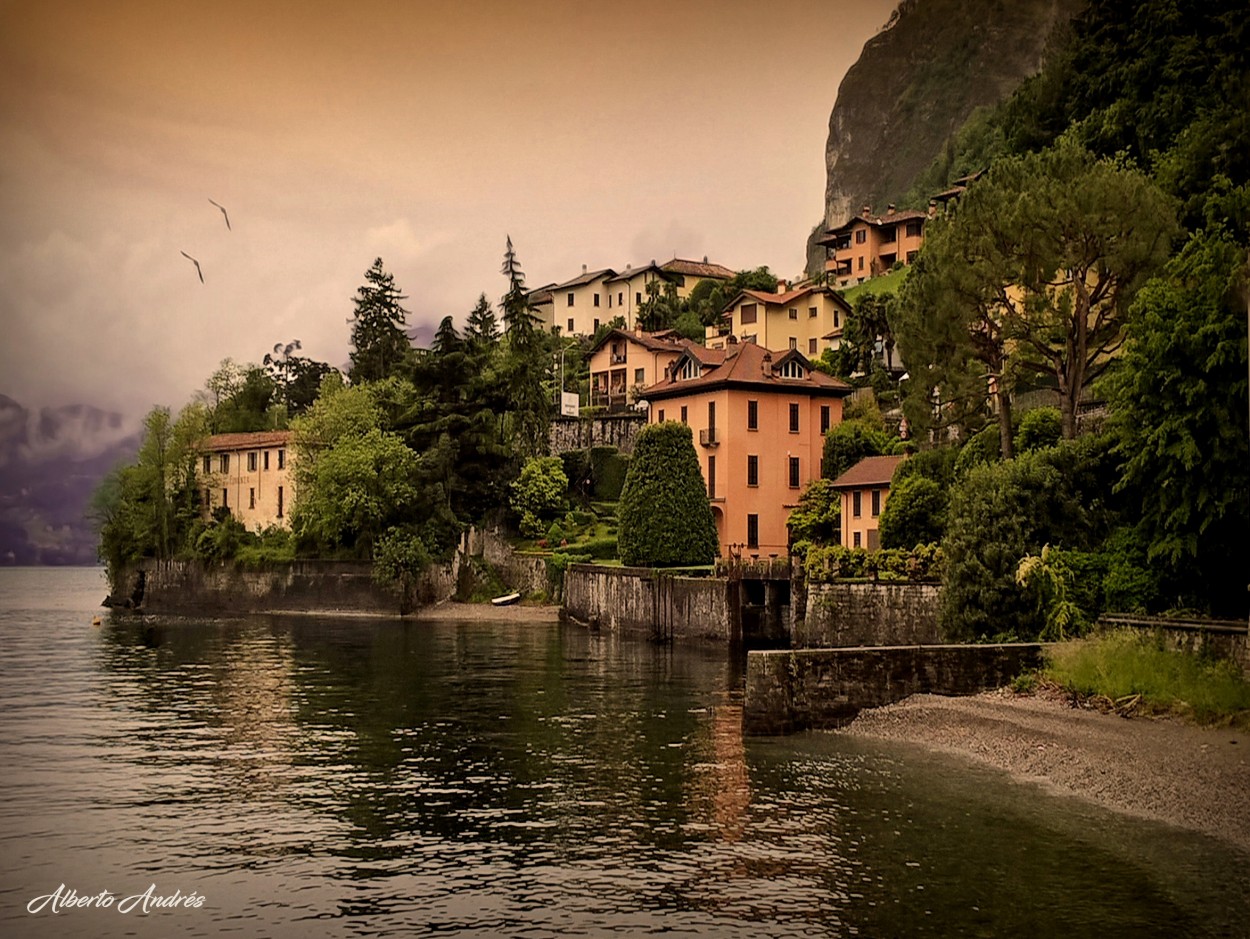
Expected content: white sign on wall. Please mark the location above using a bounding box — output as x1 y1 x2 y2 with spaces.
561 391 580 417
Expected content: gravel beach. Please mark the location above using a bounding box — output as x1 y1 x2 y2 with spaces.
842 691 1250 851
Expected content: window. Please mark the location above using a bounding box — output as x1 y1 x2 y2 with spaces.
593 293 600 307
707 400 716 432
780 360 805 379
277 449 285 470
834 308 841 329
635 292 642 305
789 337 797 350
567 318 574 333
747 455 759 487
222 488 229 509
855 229 867 244
618 292 624 305
634 368 645 384
789 402 800 432
868 529 880 550
277 486 284 518
809 306 818 318
789 456 800 488
658 409 665 422
852 491 862 518
707 455 716 499
820 405 831 435
678 358 701 380
740 303 757 325
220 454 230 473
264 451 270 471
248 452 257 472
249 487 255 509
608 294 612 308
680 406 688 424
567 292 575 306
747 514 759 549
872 489 881 517
858 257 864 271
203 488 210 507
593 319 600 331
906 220 923 238
788 308 798 320
202 455 211 474
809 338 818 354
853 531 861 548
747 400 758 430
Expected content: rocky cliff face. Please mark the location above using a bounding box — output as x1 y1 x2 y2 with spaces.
821 0 1082 231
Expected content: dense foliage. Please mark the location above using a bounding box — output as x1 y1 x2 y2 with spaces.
617 422 717 568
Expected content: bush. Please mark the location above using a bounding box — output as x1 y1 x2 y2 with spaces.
617 422 717 567
511 456 568 535
1099 526 1160 614
879 476 946 548
573 536 618 560
787 478 840 544
953 424 1002 476
892 445 957 489
1016 407 1063 452
590 447 630 501
805 543 943 583
822 418 898 481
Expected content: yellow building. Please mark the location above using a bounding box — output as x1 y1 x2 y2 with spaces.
830 454 904 550
707 284 852 358
198 430 295 531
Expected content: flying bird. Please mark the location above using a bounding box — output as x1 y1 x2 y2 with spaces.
208 198 231 230
180 251 204 283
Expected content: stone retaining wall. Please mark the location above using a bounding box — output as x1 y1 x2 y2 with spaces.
796 581 942 648
549 415 645 455
744 643 1045 735
562 564 732 642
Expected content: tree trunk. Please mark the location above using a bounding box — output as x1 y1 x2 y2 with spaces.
996 385 1014 461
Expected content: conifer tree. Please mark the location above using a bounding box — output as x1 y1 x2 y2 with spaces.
499 236 551 458
348 258 413 384
464 292 500 353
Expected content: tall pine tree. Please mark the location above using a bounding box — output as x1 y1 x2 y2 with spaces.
348 258 413 384
500 236 551 458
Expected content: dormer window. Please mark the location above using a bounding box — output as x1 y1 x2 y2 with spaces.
778 359 806 379
678 358 702 381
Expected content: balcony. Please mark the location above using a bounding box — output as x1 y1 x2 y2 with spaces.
699 427 719 447
610 352 627 365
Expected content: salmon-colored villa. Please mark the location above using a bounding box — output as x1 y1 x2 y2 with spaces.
197 430 295 531
639 342 853 557
816 204 930 288
586 328 718 412
707 283 852 358
830 454 905 550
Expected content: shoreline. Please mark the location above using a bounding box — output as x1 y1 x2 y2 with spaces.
840 690 1250 852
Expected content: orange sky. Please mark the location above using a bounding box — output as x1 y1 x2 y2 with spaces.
0 0 895 417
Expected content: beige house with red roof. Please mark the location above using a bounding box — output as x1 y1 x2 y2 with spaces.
830 454 905 550
817 204 930 287
707 284 852 358
586 328 713 412
197 430 295 531
639 342 852 557
549 257 736 336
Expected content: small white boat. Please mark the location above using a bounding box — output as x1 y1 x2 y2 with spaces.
491 592 521 607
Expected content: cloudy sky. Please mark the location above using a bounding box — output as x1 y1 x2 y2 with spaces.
0 0 894 420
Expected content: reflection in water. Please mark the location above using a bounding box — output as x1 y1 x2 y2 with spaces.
0 568 1247 938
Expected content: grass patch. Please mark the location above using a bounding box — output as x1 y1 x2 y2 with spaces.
1044 630 1250 727
838 265 910 303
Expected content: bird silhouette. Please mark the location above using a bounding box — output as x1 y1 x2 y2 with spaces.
180 251 204 283
208 198 231 231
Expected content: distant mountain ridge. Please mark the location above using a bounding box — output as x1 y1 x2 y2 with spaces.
0 394 141 565
816 0 1082 254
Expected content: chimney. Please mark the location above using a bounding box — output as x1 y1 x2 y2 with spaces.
777 278 788 293
928 199 938 218
702 255 708 263
887 203 896 215
582 263 587 274
861 205 872 218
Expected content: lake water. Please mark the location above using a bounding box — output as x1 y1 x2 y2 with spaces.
0 567 1246 938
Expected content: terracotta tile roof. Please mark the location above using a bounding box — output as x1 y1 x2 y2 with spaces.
588 328 684 356
722 284 851 316
830 454 905 489
640 341 851 401
199 430 293 452
661 258 736 279
823 208 929 237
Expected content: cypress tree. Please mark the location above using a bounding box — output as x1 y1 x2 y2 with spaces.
617 421 718 567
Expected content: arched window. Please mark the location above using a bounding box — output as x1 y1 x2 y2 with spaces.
679 358 702 381
778 359 805 379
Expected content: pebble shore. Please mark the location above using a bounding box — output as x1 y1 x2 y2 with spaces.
842 690 1250 851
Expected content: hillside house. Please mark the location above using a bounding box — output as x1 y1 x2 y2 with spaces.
586 328 722 412
639 342 852 557
707 283 853 358
197 430 295 531
817 204 930 287
830 454 905 550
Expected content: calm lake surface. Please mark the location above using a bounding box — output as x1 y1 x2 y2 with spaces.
0 567 1246 938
